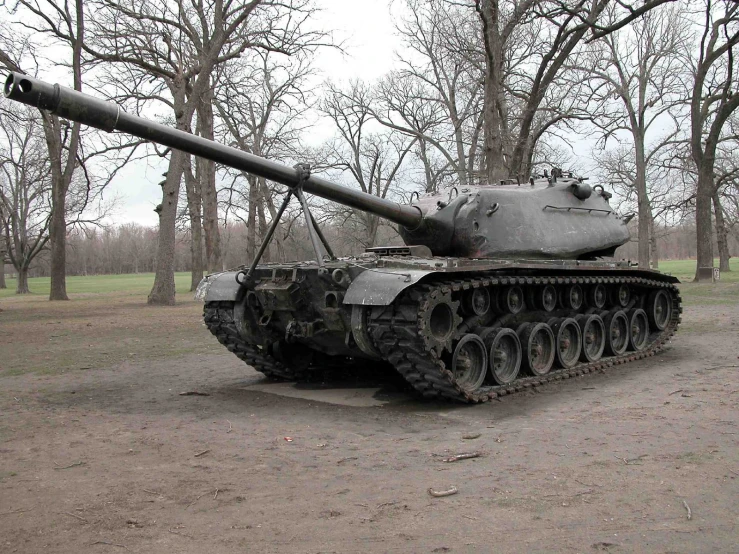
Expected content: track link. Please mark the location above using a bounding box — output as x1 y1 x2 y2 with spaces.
368 275 682 403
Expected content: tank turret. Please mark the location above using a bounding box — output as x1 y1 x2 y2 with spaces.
4 71 679 404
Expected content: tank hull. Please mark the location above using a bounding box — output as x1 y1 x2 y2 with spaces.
200 254 681 402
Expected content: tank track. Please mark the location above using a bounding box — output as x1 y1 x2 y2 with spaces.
203 300 312 381
367 275 681 403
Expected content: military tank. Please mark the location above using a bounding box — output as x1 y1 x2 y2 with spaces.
5 72 681 403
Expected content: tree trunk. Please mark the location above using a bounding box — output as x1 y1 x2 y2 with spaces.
649 217 659 269
634 141 651 269
148 81 190 305
713 191 731 272
198 90 223 273
694 168 714 281
369 215 380 248
48 179 69 300
256 180 270 263
48 0 84 301
418 141 435 193
448 95 469 188
42 116 72 301
480 0 507 183
16 265 29 294
184 155 204 291
261 181 285 262
148 148 186 305
246 175 258 264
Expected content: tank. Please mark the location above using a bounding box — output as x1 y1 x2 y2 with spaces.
5 72 681 402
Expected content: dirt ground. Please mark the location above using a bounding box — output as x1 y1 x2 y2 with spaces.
1 286 738 553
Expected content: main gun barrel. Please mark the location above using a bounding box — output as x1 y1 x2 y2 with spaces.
4 72 423 230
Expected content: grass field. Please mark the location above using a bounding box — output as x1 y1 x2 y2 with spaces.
0 259 736 300
657 258 738 282
0 271 194 298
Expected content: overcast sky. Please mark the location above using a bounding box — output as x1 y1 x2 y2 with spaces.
104 0 400 226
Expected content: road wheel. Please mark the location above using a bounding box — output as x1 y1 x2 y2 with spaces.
627 309 649 351
588 284 607 309
487 328 522 385
518 322 556 376
551 317 582 369
451 334 488 392
577 314 606 363
647 289 672 331
603 310 629 356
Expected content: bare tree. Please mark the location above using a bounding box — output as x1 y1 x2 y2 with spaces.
1 4 137 297
583 3 687 268
474 0 672 181
647 131 739 272
381 0 483 189
700 110 739 272
320 82 417 248
597 143 694 267
87 0 255 304
709 132 739 271
688 0 739 280
215 48 316 262
371 0 668 191
84 0 320 304
0 104 52 294
0 1 89 300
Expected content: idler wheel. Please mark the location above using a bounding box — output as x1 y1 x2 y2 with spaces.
560 284 583 311
603 310 629 356
486 328 522 385
451 334 488 392
576 314 606 363
498 286 525 314
517 322 555 376
462 287 491 316
587 284 607 309
627 308 649 351
612 284 631 308
647 289 672 331
529 285 557 312
550 317 582 369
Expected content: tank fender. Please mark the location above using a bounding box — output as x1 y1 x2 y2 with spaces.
343 269 433 306
195 271 243 302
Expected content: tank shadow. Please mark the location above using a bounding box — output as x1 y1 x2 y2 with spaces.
237 361 414 407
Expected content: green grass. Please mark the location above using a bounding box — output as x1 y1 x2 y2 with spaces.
0 271 195 298
656 258 738 283
655 259 739 307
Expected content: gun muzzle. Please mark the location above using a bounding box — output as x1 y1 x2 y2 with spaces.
5 72 120 132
